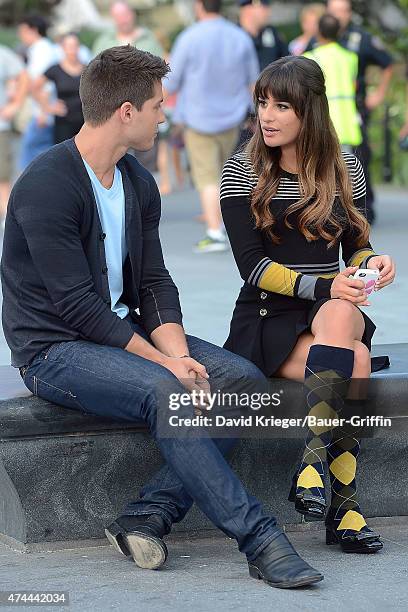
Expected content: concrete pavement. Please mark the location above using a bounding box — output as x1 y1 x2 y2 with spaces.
0 521 407 611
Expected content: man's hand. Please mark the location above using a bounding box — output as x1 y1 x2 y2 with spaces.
367 255 396 290
365 89 385 111
400 123 408 140
162 355 210 396
36 111 49 127
330 267 369 305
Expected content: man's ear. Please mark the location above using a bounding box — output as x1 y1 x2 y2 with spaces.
119 101 135 123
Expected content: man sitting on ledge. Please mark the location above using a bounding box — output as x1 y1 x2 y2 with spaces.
0 45 322 589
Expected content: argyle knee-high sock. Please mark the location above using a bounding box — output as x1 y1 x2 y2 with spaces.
327 398 371 537
296 345 355 504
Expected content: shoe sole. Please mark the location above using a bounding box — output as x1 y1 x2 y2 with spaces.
293 504 326 522
105 527 131 556
105 527 168 570
342 547 383 554
193 244 229 253
332 542 383 554
249 564 323 589
125 533 168 569
299 512 325 522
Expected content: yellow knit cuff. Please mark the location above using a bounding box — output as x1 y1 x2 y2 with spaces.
258 262 299 297
347 248 376 268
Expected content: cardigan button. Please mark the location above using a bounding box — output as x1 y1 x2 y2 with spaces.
100 232 106 240
102 266 108 274
260 292 268 300
260 308 268 316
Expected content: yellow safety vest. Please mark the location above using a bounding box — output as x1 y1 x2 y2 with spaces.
304 42 362 146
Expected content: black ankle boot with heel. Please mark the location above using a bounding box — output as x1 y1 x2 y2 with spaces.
325 393 383 554
105 514 169 569
288 472 326 521
325 513 383 553
248 530 323 588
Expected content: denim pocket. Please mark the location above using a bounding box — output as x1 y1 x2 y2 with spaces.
41 341 70 362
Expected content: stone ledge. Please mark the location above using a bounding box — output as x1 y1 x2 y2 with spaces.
1 343 407 440
0 343 406 550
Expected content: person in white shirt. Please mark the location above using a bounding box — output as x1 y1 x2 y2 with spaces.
17 14 59 170
0 45 26 223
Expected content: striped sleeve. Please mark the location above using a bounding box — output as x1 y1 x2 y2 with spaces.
221 156 333 301
342 154 377 268
348 154 366 204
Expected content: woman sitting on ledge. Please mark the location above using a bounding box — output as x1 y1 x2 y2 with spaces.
221 56 396 553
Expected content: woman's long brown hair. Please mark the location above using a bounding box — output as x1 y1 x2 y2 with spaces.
246 56 369 247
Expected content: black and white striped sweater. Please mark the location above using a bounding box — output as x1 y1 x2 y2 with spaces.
221 150 376 302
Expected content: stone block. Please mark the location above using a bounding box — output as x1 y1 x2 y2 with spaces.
0 344 406 551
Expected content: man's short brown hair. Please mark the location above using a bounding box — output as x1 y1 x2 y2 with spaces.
79 45 170 126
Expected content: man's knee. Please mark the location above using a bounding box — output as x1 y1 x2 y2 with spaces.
223 352 267 397
222 349 263 380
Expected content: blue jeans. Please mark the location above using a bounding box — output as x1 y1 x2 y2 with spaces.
19 118 54 171
21 322 280 560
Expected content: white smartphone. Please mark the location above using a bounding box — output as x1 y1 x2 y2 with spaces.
353 268 380 295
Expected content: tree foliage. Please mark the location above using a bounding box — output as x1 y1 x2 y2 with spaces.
0 0 62 26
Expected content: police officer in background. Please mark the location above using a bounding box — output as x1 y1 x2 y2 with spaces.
306 0 394 224
304 14 362 153
236 0 288 148
238 0 288 71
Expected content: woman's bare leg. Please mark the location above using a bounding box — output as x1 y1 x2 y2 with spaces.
275 300 371 382
172 147 184 187
157 140 172 196
275 332 314 382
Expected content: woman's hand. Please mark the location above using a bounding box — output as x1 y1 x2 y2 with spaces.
48 99 68 117
367 255 396 290
330 266 369 305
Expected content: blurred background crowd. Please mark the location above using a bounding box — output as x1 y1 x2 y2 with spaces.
0 0 406 252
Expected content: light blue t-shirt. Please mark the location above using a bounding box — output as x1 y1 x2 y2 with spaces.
165 17 259 134
83 159 129 319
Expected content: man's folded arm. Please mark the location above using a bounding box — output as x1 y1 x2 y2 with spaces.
139 177 183 336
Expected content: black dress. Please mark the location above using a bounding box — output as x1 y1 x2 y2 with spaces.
220 150 376 377
44 64 84 143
